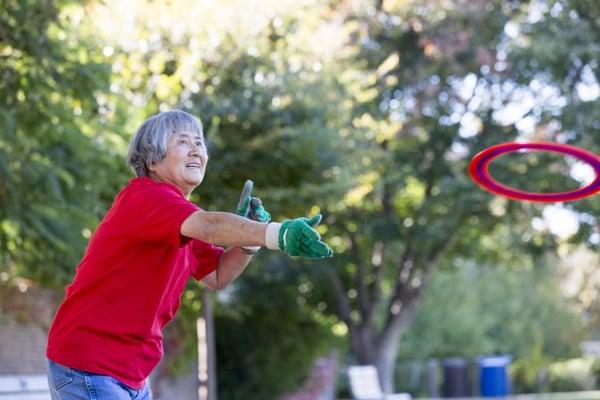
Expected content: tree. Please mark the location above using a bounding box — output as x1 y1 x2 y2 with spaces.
316 0 600 392
0 0 129 288
508 0 600 247
80 2 353 398
400 260 584 358
12 0 597 396
213 254 341 400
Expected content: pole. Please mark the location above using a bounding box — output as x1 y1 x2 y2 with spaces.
197 289 217 400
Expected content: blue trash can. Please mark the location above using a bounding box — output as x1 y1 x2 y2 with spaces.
478 355 511 397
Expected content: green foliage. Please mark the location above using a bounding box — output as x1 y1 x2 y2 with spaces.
157 254 343 398
310 3 599 388
0 0 129 287
214 254 342 400
507 0 600 248
189 48 350 217
546 358 598 392
2 0 600 395
399 262 584 360
397 260 585 394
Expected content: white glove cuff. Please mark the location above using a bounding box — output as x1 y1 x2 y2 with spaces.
265 223 282 250
241 246 260 254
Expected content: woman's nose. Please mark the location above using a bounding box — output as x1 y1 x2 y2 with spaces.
190 143 207 158
190 142 201 153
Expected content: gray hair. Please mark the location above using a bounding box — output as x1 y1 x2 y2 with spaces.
127 109 204 177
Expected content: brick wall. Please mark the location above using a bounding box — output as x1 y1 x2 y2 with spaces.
0 319 48 374
0 280 58 374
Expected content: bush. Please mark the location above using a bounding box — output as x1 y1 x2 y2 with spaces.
547 358 597 392
214 256 342 400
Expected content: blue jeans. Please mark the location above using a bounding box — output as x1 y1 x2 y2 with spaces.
47 359 152 400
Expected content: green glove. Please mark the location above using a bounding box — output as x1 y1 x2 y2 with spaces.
279 214 333 259
236 180 271 223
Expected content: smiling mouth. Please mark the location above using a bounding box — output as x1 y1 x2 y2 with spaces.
185 162 202 169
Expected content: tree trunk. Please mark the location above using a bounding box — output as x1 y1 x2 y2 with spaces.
374 321 403 393
374 299 421 394
351 324 377 365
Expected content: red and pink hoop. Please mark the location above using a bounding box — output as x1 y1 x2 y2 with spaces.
469 142 600 202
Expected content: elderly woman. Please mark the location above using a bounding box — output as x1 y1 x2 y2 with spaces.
46 110 332 400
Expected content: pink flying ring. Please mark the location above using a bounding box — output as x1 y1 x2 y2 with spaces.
469 142 600 202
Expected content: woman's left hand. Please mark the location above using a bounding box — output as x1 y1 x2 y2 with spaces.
236 180 271 223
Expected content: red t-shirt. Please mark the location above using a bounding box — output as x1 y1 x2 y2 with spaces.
47 177 224 389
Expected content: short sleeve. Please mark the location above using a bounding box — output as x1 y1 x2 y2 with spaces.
133 184 199 247
190 239 225 281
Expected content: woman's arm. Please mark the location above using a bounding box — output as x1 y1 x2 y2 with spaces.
183 210 282 290
180 210 274 247
182 209 332 259
201 247 254 290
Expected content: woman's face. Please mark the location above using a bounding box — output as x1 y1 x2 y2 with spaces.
149 131 208 197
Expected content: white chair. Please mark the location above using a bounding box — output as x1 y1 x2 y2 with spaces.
347 365 412 400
